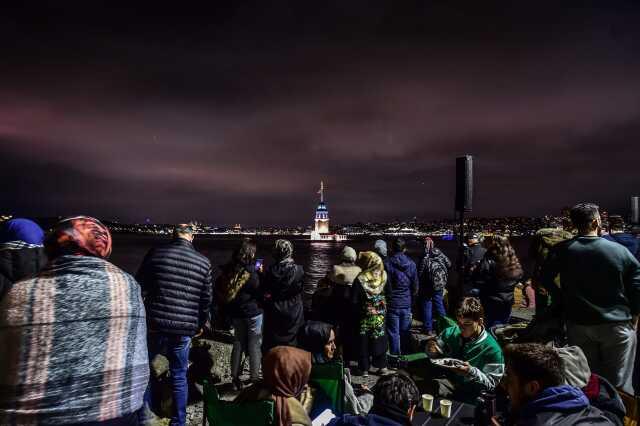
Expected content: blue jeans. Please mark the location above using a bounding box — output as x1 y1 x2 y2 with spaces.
386 308 412 355
231 314 263 381
143 333 191 426
422 291 446 333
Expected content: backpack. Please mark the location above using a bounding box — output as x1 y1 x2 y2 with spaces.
529 228 574 281
419 249 450 293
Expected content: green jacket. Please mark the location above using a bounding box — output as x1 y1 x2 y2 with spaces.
542 236 640 325
437 325 504 401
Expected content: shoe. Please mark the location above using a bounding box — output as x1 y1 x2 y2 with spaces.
232 377 243 391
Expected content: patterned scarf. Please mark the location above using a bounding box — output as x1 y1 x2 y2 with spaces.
45 216 112 259
356 251 387 297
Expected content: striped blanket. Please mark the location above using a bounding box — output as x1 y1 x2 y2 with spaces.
0 255 149 425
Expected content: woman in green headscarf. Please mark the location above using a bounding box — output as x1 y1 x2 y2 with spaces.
351 251 390 376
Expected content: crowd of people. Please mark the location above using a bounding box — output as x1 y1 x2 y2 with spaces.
0 201 639 426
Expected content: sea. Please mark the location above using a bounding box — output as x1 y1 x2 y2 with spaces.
110 234 534 307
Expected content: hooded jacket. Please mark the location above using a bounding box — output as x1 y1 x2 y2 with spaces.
515 385 616 425
384 252 418 310
261 260 305 350
603 233 640 260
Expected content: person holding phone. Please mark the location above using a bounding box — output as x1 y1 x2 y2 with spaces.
216 238 263 390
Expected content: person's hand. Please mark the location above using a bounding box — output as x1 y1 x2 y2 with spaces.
490 416 502 426
633 315 638 330
426 339 442 356
258 265 264 273
449 361 471 376
194 328 204 338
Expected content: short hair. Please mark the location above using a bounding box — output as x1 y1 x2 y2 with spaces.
373 372 420 413
608 215 625 232
504 343 565 389
173 223 194 238
456 297 484 322
391 237 406 253
570 203 600 233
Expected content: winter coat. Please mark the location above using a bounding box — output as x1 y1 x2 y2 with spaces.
0 242 47 299
219 262 262 319
515 385 617 425
418 248 451 295
473 257 523 306
261 260 305 350
384 252 418 310
136 238 213 336
326 262 361 327
603 232 640 261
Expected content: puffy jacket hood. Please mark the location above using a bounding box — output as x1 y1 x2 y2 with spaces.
389 253 414 272
521 385 589 417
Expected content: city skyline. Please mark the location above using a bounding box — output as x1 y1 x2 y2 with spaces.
1 3 640 225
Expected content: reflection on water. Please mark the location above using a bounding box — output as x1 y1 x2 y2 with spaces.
304 242 336 308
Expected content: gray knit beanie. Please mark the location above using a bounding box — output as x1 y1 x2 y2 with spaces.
374 240 388 258
341 246 357 263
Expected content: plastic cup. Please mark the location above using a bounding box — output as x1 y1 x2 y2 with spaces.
422 394 434 412
440 399 452 418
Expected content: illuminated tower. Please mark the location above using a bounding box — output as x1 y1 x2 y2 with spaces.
314 181 330 234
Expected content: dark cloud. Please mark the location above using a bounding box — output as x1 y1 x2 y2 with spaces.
1 3 640 225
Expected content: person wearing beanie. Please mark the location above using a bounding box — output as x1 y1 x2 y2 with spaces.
374 240 388 259
325 246 362 363
0 218 47 299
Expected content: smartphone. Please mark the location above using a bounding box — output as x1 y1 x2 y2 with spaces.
255 258 264 270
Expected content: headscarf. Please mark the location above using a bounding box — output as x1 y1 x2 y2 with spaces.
356 251 387 297
0 218 45 245
340 246 357 264
298 321 333 364
373 240 387 258
263 346 312 426
274 239 294 263
45 216 112 259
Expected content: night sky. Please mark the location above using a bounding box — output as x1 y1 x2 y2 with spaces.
1 2 639 225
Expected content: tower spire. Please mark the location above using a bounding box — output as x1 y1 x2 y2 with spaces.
318 181 324 203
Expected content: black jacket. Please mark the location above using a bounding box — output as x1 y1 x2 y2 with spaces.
473 257 523 305
261 260 305 351
136 238 213 336
219 262 262 319
0 243 47 299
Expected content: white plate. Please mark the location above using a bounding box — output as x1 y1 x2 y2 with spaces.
430 358 466 369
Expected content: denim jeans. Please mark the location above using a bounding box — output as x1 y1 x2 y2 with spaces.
143 333 191 426
421 291 446 333
386 308 412 355
231 314 263 381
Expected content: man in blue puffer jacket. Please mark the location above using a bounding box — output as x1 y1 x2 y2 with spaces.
385 238 419 356
504 343 617 426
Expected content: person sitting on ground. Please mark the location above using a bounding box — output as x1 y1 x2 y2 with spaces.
328 372 420 426
603 215 640 260
0 216 149 426
385 237 419 356
352 251 389 377
0 218 48 300
472 235 524 327
426 297 504 403
236 346 313 426
324 246 361 363
501 343 617 425
216 238 263 391
417 237 451 336
298 321 374 415
261 239 306 352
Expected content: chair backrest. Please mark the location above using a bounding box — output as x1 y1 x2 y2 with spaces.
202 381 275 426
618 389 640 426
309 361 345 415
